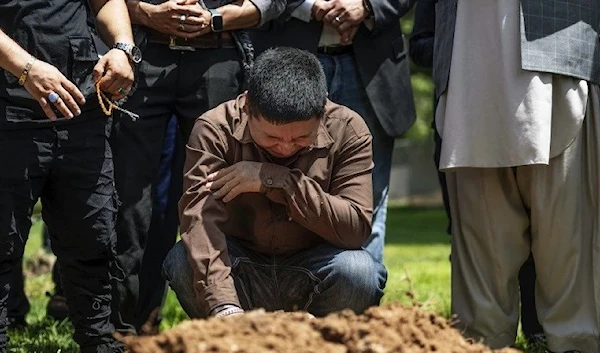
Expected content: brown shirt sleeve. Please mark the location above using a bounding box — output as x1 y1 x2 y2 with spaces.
259 132 374 249
179 117 241 314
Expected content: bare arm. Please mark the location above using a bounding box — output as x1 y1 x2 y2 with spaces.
90 0 135 46
0 29 85 120
0 30 32 79
89 0 136 99
126 0 284 39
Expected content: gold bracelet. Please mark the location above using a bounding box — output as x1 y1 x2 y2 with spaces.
18 56 37 86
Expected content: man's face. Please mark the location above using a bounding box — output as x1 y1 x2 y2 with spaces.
247 115 320 159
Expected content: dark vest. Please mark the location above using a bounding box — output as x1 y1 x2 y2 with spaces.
433 0 600 99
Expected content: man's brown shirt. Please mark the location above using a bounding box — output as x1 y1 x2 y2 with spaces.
180 95 374 312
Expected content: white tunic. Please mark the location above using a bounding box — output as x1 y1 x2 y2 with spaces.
435 0 588 170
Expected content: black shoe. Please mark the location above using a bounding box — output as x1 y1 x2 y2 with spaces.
46 292 69 321
7 316 27 330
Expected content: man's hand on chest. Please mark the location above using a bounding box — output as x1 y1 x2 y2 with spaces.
206 161 265 202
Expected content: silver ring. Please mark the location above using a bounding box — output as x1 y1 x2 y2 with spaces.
179 14 186 23
334 16 341 23
48 91 60 103
179 23 185 31
118 87 127 95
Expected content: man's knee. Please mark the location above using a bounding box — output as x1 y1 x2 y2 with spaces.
162 241 207 319
162 241 188 285
326 250 387 308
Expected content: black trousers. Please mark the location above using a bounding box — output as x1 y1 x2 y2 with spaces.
110 44 243 334
0 116 122 353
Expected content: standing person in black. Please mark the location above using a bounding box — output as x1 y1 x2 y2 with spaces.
111 0 286 335
408 0 544 345
0 0 136 351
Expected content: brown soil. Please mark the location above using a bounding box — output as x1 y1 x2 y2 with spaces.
123 303 521 353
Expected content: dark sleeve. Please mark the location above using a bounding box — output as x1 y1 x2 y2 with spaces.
409 0 436 68
370 0 416 34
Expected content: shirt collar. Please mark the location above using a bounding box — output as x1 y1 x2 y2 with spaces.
232 96 334 150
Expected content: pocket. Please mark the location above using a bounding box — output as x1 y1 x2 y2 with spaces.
69 36 100 98
5 105 37 123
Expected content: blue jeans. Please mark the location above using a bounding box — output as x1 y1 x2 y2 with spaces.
162 239 387 318
317 53 394 263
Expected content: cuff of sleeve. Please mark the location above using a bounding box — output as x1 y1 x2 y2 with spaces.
290 0 316 22
259 163 290 189
198 276 242 314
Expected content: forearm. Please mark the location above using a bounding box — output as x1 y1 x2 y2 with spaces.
0 30 33 78
91 0 135 46
220 0 285 28
125 0 154 26
218 0 260 30
262 165 372 249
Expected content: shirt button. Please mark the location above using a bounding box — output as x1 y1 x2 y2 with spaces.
266 178 273 185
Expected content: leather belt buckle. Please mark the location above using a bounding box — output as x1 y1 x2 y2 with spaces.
169 36 196 51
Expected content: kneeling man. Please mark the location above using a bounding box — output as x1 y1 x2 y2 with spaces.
163 47 386 318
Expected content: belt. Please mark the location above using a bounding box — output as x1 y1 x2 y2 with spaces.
147 31 235 51
317 45 353 55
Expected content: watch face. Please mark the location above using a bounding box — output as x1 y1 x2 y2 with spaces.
130 46 142 63
211 12 223 32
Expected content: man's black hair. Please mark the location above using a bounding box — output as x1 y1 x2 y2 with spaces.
246 47 327 124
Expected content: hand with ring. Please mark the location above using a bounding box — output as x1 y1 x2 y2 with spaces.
93 47 134 101
21 59 85 121
141 0 210 38
321 0 369 30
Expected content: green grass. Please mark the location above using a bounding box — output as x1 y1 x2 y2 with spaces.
9 207 543 352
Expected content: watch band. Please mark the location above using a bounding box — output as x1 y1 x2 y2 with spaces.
113 42 142 64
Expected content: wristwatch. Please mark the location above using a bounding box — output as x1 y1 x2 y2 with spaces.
209 8 223 33
113 42 142 64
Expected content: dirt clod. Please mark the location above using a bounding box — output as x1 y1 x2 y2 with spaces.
124 303 520 353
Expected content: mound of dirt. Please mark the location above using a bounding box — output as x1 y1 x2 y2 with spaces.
124 303 520 353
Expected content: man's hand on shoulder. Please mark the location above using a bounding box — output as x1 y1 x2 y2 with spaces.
206 161 264 203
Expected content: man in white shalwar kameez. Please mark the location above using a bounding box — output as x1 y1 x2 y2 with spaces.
433 0 600 352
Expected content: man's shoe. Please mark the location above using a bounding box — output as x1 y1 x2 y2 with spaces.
7 316 27 330
46 292 69 321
